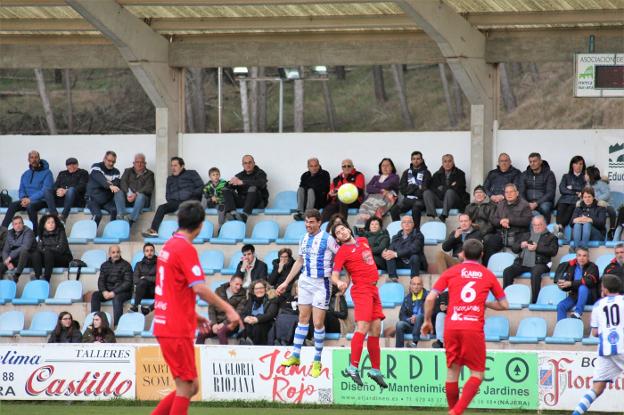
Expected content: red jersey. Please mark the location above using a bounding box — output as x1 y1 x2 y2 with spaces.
333 237 378 285
153 233 205 338
432 260 505 332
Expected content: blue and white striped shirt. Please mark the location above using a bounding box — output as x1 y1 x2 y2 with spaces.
591 294 624 357
298 230 337 279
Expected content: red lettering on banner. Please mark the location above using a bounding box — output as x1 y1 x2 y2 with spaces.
25 365 133 398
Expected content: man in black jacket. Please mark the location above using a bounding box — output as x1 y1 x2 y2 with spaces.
197 275 247 345
115 153 155 228
293 157 330 221
0 216 36 282
483 153 522 204
90 245 133 327
234 244 268 289
502 216 559 303
390 151 431 227
435 213 481 272
423 154 470 223
142 157 203 237
44 157 88 222
223 154 269 223
86 151 121 226
382 215 427 281
555 247 600 321
603 243 624 293
519 153 556 223
129 242 157 315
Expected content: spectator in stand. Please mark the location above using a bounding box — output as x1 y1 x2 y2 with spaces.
555 247 600 320
222 155 269 223
325 213 347 233
197 275 246 345
436 213 481 273
586 165 617 239
390 151 431 227
44 157 88 223
382 215 427 281
483 153 522 203
48 311 81 343
240 279 278 345
203 167 228 224
321 159 365 222
90 245 133 327
294 158 330 221
520 152 556 223
274 281 299 346
82 311 116 343
603 243 624 293
354 158 399 229
31 214 72 282
483 184 532 265
234 244 268 289
142 157 203 237
431 291 448 348
465 185 496 238
571 187 607 251
423 154 470 223
0 226 7 253
0 216 36 282
325 284 348 336
502 215 558 304
363 217 390 270
86 151 121 226
115 153 154 228
555 155 586 236
267 248 297 288
129 242 157 315
1 150 53 234
395 276 428 348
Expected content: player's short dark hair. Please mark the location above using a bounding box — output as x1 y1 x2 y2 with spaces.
330 222 351 242
171 156 185 166
602 274 622 294
462 239 483 260
208 167 220 175
177 200 204 231
304 209 321 221
241 244 255 254
143 242 155 251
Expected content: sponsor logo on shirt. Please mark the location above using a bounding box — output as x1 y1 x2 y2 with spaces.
460 268 483 279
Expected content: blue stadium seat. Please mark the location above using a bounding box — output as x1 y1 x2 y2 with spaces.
243 220 280 245
264 191 297 215
130 297 154 307
582 333 599 346
346 321 384 340
0 190 18 213
144 220 178 244
264 250 279 273
545 318 584 344
45 280 83 305
141 319 155 338
508 317 547 343
12 280 49 305
487 252 515 277
94 220 130 244
193 220 215 244
504 284 530 309
325 333 341 340
8 218 33 230
210 221 246 244
20 311 58 337
435 208 459 216
595 254 615 276
70 249 107 274
205 207 218 215
114 313 145 337
528 285 567 311
82 311 112 333
276 221 306 245
0 310 25 336
421 221 446 244
200 250 225 274
221 251 243 275
379 282 405 307
0 280 17 305
610 191 624 210
484 316 510 342
131 251 144 269
67 219 97 244
386 221 401 237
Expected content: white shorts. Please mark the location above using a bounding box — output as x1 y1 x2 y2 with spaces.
594 354 624 382
297 276 330 310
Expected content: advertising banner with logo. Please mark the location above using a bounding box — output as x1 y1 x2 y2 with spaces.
332 349 537 410
0 344 135 400
607 134 624 194
201 345 333 404
538 351 624 412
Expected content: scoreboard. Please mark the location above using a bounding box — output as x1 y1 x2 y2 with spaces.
574 53 624 97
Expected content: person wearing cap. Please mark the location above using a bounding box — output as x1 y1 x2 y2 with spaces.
44 157 89 223
115 153 154 228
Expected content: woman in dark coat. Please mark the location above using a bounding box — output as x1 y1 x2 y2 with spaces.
267 248 296 289
31 214 73 281
571 187 607 250
48 311 82 343
82 311 116 343
362 217 389 270
240 280 278 345
556 155 587 230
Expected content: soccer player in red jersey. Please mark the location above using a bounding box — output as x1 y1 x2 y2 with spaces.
151 201 241 415
330 223 388 389
421 239 509 415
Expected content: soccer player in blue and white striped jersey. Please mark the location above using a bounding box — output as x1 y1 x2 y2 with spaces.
573 274 624 415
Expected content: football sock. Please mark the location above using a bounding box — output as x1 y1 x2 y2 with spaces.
445 381 459 410
573 389 597 415
350 331 366 368
292 323 309 359
314 328 325 362
151 390 176 415
453 376 482 415
170 395 190 415
367 336 381 370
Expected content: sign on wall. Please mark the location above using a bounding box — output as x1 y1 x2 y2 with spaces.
575 53 624 97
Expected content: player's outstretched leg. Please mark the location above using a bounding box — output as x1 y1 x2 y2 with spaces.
310 326 325 377
451 375 482 415
572 382 607 415
281 322 308 367
366 319 387 389
345 330 365 386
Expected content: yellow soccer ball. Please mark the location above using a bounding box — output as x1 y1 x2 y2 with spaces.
337 183 358 204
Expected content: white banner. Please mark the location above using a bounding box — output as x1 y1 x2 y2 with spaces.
538 351 624 412
0 344 135 400
201 345 333 404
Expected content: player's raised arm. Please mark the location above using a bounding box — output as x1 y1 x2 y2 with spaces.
421 290 439 336
276 255 303 295
193 283 241 330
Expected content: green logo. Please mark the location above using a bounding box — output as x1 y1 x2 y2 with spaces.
579 67 593 79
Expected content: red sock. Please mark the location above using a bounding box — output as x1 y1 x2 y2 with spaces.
453 376 482 415
445 381 459 409
151 391 176 415
366 336 381 370
350 331 366 367
170 395 190 415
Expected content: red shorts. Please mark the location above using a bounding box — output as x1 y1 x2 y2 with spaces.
444 329 486 372
157 336 197 381
351 284 385 322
